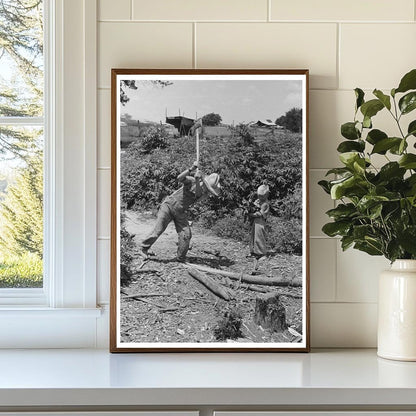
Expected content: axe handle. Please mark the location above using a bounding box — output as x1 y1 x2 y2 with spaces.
196 129 200 165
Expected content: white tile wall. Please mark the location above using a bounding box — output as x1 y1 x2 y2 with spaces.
196 23 338 89
271 0 414 22
98 89 111 168
99 0 131 21
132 0 268 21
310 239 336 302
98 169 111 239
98 22 193 88
96 0 416 347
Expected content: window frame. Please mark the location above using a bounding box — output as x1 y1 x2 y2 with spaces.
0 0 100 348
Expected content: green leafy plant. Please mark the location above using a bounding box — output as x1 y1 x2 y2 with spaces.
319 69 416 262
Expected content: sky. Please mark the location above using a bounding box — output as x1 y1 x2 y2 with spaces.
121 80 302 124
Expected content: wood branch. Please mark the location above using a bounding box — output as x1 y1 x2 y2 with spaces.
187 267 234 300
122 292 169 299
121 289 169 308
184 263 302 287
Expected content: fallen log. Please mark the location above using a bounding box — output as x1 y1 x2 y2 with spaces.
122 292 169 299
184 263 302 287
187 267 234 300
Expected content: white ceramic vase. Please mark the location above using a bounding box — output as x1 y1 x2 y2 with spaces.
378 259 416 361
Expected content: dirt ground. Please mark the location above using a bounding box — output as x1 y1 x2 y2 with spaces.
120 210 304 344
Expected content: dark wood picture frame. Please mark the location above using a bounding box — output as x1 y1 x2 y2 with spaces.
110 69 310 352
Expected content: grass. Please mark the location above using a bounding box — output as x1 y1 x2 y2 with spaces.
0 252 43 288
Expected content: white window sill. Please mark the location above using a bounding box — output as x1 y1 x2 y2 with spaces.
0 307 103 348
0 349 415 409
0 307 102 316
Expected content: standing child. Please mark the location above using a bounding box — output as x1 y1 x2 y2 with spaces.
249 184 270 271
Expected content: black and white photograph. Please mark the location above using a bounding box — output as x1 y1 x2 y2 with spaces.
110 69 309 352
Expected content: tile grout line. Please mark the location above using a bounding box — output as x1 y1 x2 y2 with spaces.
130 0 133 20
97 19 415 24
267 0 271 22
414 0 416 21
193 22 197 69
333 229 339 303
336 22 340 90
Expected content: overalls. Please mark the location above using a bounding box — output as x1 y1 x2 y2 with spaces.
141 176 203 260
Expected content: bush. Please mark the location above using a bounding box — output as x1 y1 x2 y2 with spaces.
213 310 243 341
267 216 302 255
120 215 135 285
121 126 303 254
139 125 170 154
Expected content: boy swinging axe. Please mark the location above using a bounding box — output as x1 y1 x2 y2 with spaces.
139 118 221 262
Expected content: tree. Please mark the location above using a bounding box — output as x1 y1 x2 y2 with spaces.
275 107 302 133
0 152 43 258
0 0 43 160
202 112 222 126
120 80 172 105
0 0 44 267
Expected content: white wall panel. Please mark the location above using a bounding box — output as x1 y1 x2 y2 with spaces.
336 245 389 303
340 24 416 90
98 22 193 88
271 0 415 21
99 0 131 20
311 303 377 347
95 0 415 347
310 239 336 302
196 23 338 89
98 169 111 239
133 0 268 21
98 89 111 168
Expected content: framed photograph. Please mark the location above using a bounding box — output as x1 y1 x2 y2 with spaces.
110 69 309 352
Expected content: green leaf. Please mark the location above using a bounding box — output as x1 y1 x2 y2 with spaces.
369 204 383 220
389 139 408 155
352 224 374 240
330 175 363 200
398 226 416 255
362 115 372 129
399 154 416 169
322 221 351 237
355 88 365 110
371 137 402 154
341 122 360 140
360 99 384 119
377 162 406 181
325 167 351 176
337 140 365 153
339 152 360 167
326 203 357 219
354 241 383 256
318 180 331 194
341 235 355 251
366 129 387 145
357 195 389 211
399 92 416 115
407 120 416 137
395 69 416 94
373 89 391 110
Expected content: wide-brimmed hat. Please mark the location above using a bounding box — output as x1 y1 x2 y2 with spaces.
202 173 221 197
257 184 269 196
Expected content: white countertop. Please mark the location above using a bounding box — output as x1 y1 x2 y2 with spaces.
0 349 416 408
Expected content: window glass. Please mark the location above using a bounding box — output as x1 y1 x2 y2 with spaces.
0 0 44 289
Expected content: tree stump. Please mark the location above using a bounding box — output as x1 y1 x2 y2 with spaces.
254 293 287 332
